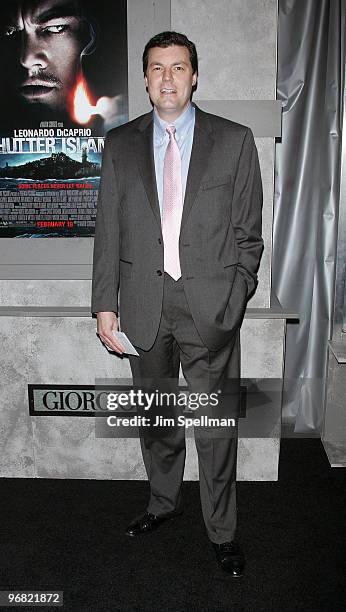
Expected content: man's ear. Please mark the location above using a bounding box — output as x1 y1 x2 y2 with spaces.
144 74 148 88
192 73 197 87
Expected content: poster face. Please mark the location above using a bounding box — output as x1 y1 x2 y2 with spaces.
0 0 128 237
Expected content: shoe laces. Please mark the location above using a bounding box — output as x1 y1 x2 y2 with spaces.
220 541 238 553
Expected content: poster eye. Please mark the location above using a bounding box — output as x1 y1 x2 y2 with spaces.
44 25 67 34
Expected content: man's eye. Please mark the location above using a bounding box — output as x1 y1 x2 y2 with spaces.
42 24 68 34
174 66 183 71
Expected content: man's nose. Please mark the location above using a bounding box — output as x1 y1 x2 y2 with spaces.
20 32 48 73
162 68 173 81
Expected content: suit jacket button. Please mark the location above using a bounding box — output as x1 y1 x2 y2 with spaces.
158 238 162 245
156 270 162 276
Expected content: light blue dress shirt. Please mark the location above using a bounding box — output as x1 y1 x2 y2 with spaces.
153 103 195 217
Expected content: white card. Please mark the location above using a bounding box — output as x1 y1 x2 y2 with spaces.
112 331 139 356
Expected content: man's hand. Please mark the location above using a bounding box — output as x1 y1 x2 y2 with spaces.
96 311 125 355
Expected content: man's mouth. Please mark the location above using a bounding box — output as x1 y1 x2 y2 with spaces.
160 88 177 94
20 81 58 99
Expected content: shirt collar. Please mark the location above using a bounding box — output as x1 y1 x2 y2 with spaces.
153 103 195 144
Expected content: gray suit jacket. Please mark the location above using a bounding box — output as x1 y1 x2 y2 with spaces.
91 105 263 351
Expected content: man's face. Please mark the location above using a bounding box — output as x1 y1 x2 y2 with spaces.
2 0 89 112
144 45 197 121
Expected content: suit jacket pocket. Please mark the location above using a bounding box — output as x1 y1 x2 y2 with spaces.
201 174 231 190
223 253 239 269
223 260 238 269
119 259 133 278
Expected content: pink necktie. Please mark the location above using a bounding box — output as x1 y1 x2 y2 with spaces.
162 125 183 281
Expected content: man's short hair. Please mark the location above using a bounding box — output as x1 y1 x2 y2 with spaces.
142 31 198 75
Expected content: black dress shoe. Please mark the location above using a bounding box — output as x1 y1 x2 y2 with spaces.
213 541 245 577
125 511 182 537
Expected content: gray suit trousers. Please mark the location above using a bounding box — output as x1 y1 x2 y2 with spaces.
129 273 240 544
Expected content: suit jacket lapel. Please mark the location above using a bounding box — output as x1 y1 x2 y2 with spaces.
181 106 215 228
134 112 161 229
133 106 214 230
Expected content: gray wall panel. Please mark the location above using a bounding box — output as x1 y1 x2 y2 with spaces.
0 238 92 264
127 0 171 119
0 318 35 478
195 100 281 137
172 0 277 99
0 315 284 480
0 280 91 306
253 138 275 308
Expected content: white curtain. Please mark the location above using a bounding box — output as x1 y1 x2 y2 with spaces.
273 0 345 432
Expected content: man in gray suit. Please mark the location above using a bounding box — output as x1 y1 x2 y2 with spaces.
92 31 263 577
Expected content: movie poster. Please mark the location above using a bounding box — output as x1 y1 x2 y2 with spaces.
0 0 128 237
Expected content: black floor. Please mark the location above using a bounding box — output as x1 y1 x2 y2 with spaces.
0 439 345 611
